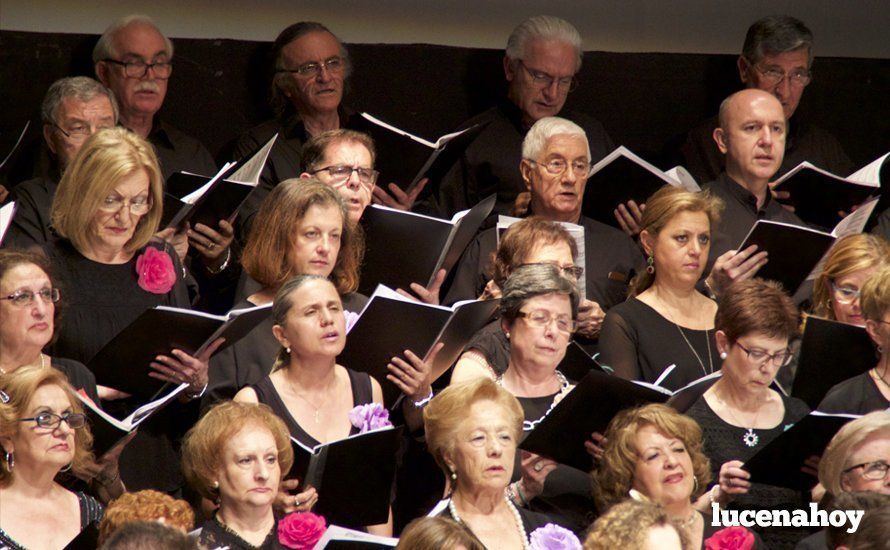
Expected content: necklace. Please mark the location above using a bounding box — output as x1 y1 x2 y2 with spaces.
449 495 529 550
497 370 571 431
656 296 714 377
0 354 46 375
715 389 764 447
214 515 274 549
679 510 698 530
871 366 890 389
286 373 337 424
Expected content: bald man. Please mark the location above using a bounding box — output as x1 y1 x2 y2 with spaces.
703 89 806 293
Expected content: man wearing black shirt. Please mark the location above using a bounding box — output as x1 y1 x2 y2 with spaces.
426 15 614 218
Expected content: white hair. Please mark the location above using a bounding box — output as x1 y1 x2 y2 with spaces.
505 15 583 71
522 116 590 161
92 14 174 63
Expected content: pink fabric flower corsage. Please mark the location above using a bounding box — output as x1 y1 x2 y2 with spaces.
277 511 326 549
529 523 582 550
704 526 756 550
348 403 392 433
135 246 176 294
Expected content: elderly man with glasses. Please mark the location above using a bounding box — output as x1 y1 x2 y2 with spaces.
423 15 616 218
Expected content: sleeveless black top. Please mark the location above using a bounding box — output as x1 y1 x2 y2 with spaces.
252 368 373 446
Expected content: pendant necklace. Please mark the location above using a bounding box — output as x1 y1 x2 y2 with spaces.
718 391 763 447
660 299 714 377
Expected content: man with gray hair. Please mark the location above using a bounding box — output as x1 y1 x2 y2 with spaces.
444 116 641 329
93 14 216 181
426 15 615 217
681 15 853 184
4 76 117 248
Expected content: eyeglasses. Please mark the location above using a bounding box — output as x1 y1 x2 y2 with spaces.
516 309 576 334
518 60 578 93
19 412 87 430
311 165 379 188
98 195 152 215
51 123 115 143
745 57 812 88
1 288 60 307
518 262 584 280
734 342 794 367
277 56 346 78
526 158 591 178
103 58 172 79
831 283 861 305
843 460 889 480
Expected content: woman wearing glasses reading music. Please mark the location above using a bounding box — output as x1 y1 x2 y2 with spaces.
819 264 890 414
0 367 103 549
685 279 811 548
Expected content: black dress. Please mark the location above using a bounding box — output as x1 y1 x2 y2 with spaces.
598 297 719 391
817 372 890 414
686 394 812 548
515 393 598 535
464 319 511 377
0 491 103 550
438 499 554 549
252 368 373 446
204 293 369 410
52 357 99 405
196 516 285 550
46 239 194 494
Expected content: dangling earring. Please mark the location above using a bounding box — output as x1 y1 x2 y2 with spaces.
450 469 457 481
646 255 655 275
60 462 72 473
720 352 727 360
693 475 699 494
212 480 219 490
4 451 13 471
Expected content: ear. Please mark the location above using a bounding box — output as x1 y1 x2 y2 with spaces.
520 159 534 191
713 127 728 154
500 316 513 337
864 320 883 348
95 61 110 86
271 324 289 349
442 449 456 473
299 172 312 180
43 124 58 155
0 436 12 455
639 229 655 256
503 55 516 82
737 56 750 84
714 330 730 356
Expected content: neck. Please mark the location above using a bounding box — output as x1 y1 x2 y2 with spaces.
217 502 274 539
301 110 340 137
664 500 696 523
453 485 507 516
284 355 338 391
0 345 43 373
650 282 699 310
712 376 769 413
251 287 278 306
81 243 132 264
502 362 559 397
873 356 890 384
6 463 61 498
121 112 155 139
726 168 770 209
529 198 580 224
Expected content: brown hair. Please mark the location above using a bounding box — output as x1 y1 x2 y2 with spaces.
423 377 523 479
97 489 195 546
269 274 337 371
241 178 363 294
396 516 484 550
50 127 163 254
181 401 294 501
715 279 799 343
490 216 578 288
584 499 691 550
861 264 890 323
630 186 723 296
301 129 376 172
812 234 890 319
849 503 890 550
593 404 711 510
818 410 890 497
0 249 62 332
0 366 96 487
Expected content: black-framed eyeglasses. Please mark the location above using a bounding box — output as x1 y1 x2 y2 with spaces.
51 122 115 142
830 283 861 305
311 165 378 188
1 288 60 307
277 56 346 78
734 342 794 367
516 309 576 334
743 57 812 87
104 58 172 79
843 460 889 480
525 158 591 178
518 60 578 92
518 262 584 280
19 412 87 430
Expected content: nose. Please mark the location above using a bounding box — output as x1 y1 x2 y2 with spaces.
774 76 792 101
32 295 50 317
758 126 774 148
55 418 73 437
345 168 361 190
486 439 504 456
255 460 270 481
316 64 333 82
542 78 560 100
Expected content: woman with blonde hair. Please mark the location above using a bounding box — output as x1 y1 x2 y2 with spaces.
599 186 724 390
0 367 103 549
584 500 689 550
811 233 890 325
818 411 890 498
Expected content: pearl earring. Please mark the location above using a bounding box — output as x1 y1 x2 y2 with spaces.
286 347 291 354
450 469 457 481
720 352 727 359
505 332 510 339
212 480 219 489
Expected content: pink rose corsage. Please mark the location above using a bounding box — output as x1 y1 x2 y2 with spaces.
135 246 177 294
277 511 326 549
704 526 756 550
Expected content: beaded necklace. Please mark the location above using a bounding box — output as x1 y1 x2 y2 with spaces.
496 370 571 431
448 496 529 550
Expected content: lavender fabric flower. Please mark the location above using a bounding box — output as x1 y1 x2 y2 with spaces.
348 403 392 433
529 523 582 550
345 311 360 333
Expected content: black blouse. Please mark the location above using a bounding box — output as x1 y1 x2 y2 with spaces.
817 372 890 415
599 297 719 391
0 491 103 550
196 516 285 550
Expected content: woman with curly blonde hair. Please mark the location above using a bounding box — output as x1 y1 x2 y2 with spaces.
584 499 689 550
97 489 194 546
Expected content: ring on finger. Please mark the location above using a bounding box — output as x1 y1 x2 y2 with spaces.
533 461 544 472
294 496 301 507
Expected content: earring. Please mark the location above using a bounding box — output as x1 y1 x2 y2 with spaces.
693 475 699 494
4 451 13 471
646 255 655 275
285 347 291 354
505 332 510 340
60 462 72 473
212 480 219 489
450 469 457 481
720 352 727 360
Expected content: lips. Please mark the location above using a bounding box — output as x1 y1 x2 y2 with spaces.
322 330 339 341
664 473 684 484
108 227 129 234
250 487 272 493
31 322 49 331
51 443 70 451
